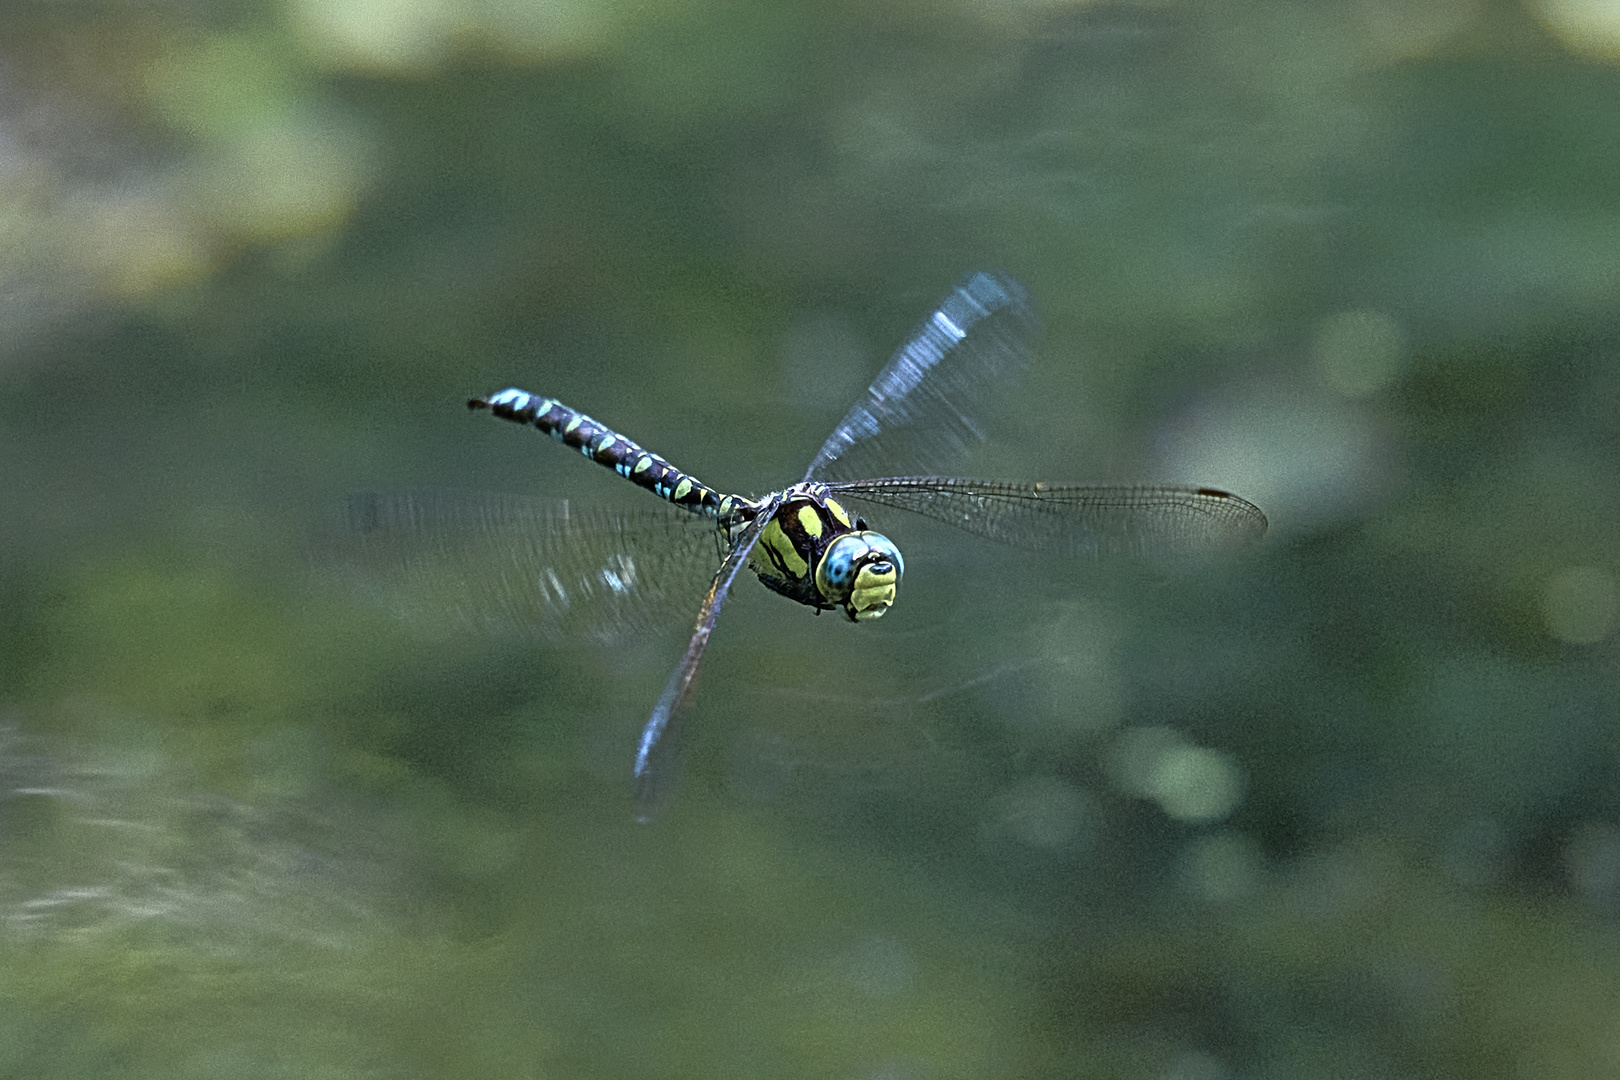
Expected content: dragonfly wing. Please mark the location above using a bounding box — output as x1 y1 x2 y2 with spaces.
802 271 1041 484
315 489 722 643
632 513 770 823
833 478 1267 557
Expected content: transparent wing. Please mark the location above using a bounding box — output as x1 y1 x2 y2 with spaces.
314 489 723 643
802 271 1042 483
632 513 770 823
831 478 1268 557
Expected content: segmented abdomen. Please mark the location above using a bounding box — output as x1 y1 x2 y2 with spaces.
470 388 735 519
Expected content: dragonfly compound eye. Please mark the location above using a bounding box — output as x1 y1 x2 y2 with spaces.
816 531 904 622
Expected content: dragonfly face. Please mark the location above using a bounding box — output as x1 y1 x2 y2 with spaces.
747 484 903 622
816 529 903 621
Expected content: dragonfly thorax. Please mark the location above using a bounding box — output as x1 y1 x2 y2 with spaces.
748 485 903 622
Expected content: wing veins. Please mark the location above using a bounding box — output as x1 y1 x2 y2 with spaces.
831 477 1267 557
632 512 771 823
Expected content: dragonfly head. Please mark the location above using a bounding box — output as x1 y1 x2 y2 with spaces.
816 531 904 622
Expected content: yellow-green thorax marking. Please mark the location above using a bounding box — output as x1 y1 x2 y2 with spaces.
752 484 904 622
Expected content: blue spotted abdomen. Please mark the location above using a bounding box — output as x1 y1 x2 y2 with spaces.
469 388 736 519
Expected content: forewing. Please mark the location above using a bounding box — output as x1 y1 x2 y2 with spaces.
314 489 722 643
833 478 1268 558
632 513 770 823
802 271 1041 483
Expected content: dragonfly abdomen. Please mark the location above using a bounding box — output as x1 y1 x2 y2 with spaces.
470 388 738 519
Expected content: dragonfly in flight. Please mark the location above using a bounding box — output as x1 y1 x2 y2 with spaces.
339 272 1266 821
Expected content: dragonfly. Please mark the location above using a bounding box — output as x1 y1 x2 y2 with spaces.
337 272 1266 821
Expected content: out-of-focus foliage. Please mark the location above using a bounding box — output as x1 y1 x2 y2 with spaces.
3 0 1620 1077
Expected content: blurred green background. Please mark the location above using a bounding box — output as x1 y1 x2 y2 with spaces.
4 0 1620 1076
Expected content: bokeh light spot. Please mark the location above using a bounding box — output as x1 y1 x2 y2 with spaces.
1531 0 1620 60
1152 745 1246 823
187 109 376 243
1106 727 1247 823
289 0 460 74
145 32 303 138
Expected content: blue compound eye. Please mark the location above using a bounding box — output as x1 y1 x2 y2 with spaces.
817 535 864 592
